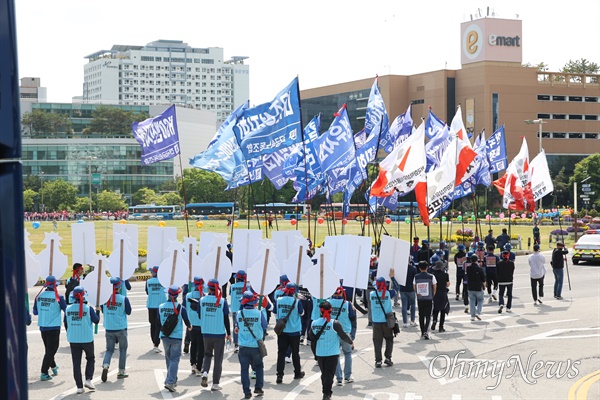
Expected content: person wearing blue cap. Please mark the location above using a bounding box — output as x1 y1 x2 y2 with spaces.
274 282 305 384
101 277 132 382
64 286 100 394
417 239 434 264
369 271 396 368
146 266 167 353
159 285 191 392
230 270 248 353
199 278 232 391
33 275 67 381
234 291 267 398
185 276 205 376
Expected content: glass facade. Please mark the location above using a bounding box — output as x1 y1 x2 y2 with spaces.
21 103 174 203
301 90 369 134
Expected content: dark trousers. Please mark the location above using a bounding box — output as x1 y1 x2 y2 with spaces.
463 284 469 306
455 274 464 295
148 308 160 346
498 284 513 309
486 271 498 293
432 309 446 329
317 355 339 397
189 329 204 368
531 276 545 301
70 342 95 389
372 323 393 362
202 336 226 384
41 329 60 374
276 334 301 377
417 300 433 335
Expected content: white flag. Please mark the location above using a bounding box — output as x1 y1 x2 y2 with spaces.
530 149 554 201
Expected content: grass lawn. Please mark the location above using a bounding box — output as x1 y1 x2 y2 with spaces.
26 218 571 277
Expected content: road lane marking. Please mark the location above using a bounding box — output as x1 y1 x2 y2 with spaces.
568 369 600 400
48 368 118 400
520 327 600 341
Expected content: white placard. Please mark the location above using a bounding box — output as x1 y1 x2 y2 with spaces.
338 235 372 289
183 237 202 282
200 245 233 286
24 229 41 288
107 232 137 280
71 222 96 266
281 247 313 286
199 232 228 259
247 241 280 295
322 236 345 276
147 226 177 269
113 223 138 260
82 255 113 307
271 230 305 269
378 235 410 286
38 232 68 279
157 240 189 288
304 249 340 299
232 229 263 272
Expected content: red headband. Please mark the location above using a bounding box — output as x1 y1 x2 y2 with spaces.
321 307 332 322
75 292 85 318
376 280 387 299
209 282 222 306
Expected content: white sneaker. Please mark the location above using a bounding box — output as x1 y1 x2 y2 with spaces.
285 357 292 363
402 323 409 328
506 309 512 313
153 346 162 353
488 297 493 303
410 321 417 327
336 380 343 386
76 388 84 394
191 366 197 375
211 384 223 391
344 377 354 383
84 380 96 391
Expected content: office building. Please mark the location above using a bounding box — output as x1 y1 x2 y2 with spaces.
19 77 47 103
83 39 249 123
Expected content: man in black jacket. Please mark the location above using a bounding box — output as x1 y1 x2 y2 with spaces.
496 229 510 251
551 242 569 300
466 254 486 321
496 251 515 313
413 261 437 340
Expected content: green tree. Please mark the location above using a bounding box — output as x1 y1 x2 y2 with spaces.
155 192 183 206
23 175 42 191
553 167 570 207
158 178 178 193
41 179 78 211
23 189 36 211
132 188 158 206
97 190 127 212
87 105 149 135
570 154 600 209
22 110 72 136
180 168 231 203
522 61 548 71
561 58 599 83
73 197 92 213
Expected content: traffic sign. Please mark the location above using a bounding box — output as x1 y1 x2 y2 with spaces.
587 192 595 195
582 183 591 188
92 173 102 185
582 187 592 192
580 194 589 198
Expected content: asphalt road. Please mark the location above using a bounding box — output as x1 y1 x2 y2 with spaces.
26 251 600 400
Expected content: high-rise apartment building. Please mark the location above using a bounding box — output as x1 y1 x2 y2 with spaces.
83 39 249 122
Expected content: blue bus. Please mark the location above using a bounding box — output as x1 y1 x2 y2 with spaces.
254 203 307 220
185 202 238 219
128 204 182 220
385 201 418 221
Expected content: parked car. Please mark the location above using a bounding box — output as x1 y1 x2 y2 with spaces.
572 232 600 265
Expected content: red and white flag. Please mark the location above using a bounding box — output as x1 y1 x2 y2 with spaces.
370 122 426 197
450 106 478 185
415 136 457 226
493 137 534 211
530 149 554 201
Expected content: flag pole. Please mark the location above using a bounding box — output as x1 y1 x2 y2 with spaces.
178 154 191 238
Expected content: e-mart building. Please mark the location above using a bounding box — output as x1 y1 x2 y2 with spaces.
300 17 600 164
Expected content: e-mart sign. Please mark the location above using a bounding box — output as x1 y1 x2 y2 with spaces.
461 18 523 65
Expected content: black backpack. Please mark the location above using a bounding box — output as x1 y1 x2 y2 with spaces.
160 305 181 337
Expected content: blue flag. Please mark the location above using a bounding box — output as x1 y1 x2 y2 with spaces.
425 109 446 139
453 130 491 200
486 125 508 173
380 104 413 153
364 78 389 141
314 105 355 173
227 157 263 189
425 124 452 172
233 78 302 159
289 116 326 202
206 102 249 150
366 191 399 214
132 105 180 165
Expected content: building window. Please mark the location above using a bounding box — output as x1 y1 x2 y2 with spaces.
569 114 583 120
568 133 583 139
552 133 566 139
584 96 598 102
537 94 551 101
585 115 598 120
569 96 582 102
585 133 598 139
552 95 566 101
553 114 566 120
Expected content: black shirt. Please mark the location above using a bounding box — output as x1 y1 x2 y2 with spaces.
551 248 569 269
466 264 486 291
497 259 515 283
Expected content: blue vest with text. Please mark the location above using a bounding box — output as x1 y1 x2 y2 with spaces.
370 290 392 323
103 294 128 331
229 282 245 313
414 272 434 301
37 291 63 328
328 298 350 333
311 319 340 357
236 308 263 348
146 277 167 308
186 291 202 327
200 295 227 335
66 304 94 343
276 296 301 333
159 301 184 339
